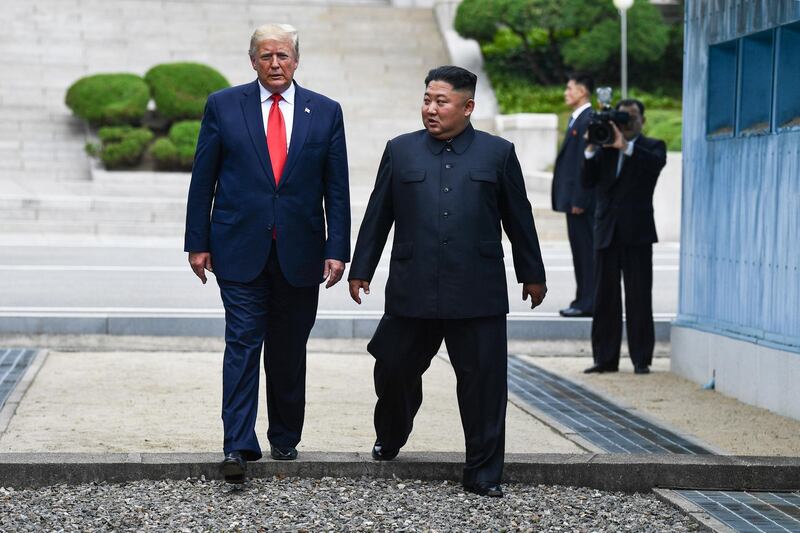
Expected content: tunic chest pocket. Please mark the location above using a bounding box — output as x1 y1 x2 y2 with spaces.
400 170 426 183
470 170 498 183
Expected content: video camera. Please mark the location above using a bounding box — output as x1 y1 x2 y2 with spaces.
587 87 629 146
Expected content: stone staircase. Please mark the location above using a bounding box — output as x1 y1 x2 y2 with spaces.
0 0 566 241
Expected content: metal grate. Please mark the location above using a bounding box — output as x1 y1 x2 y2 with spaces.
0 348 37 410
507 356 713 454
676 490 800 533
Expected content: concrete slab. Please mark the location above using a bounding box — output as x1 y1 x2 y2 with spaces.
527 356 800 457
0 350 583 456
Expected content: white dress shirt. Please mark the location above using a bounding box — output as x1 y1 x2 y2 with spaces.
259 80 295 150
568 101 592 128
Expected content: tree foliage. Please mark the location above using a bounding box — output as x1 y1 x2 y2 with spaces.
455 0 673 87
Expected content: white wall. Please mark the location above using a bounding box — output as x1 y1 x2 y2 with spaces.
671 325 800 421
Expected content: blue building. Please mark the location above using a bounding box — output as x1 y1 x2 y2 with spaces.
672 0 800 420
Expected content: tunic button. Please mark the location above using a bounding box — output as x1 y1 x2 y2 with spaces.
446 147 452 152
443 211 449 217
442 187 450 193
442 240 448 245
445 163 453 169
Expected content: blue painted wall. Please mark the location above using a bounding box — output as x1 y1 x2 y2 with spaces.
678 0 800 352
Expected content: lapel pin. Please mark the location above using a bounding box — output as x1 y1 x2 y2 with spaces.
304 107 311 114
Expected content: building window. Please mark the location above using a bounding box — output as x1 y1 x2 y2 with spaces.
707 41 737 138
737 30 775 136
776 21 800 131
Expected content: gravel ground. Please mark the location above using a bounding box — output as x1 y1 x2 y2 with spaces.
0 477 700 532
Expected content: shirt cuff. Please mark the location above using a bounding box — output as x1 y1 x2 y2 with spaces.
584 148 597 159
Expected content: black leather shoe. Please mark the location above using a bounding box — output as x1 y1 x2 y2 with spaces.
464 482 503 498
583 364 618 374
270 445 298 461
220 451 247 484
559 307 592 318
371 441 399 461
634 365 651 374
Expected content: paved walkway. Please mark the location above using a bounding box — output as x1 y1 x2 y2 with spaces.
2 337 798 458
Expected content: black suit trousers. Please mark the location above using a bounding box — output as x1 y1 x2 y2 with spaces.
566 212 595 312
591 243 654 368
367 314 508 486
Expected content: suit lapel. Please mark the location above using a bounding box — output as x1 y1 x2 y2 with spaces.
557 107 590 158
240 80 276 188
278 83 311 191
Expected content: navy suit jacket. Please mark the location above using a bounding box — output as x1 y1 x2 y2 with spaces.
184 80 350 286
349 125 545 319
552 106 594 213
581 135 667 250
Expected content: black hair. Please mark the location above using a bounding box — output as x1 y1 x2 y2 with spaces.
567 72 595 96
616 98 646 116
424 66 477 97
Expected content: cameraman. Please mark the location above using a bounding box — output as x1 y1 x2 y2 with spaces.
581 99 666 375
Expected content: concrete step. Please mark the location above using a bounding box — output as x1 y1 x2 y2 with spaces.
0 0 451 234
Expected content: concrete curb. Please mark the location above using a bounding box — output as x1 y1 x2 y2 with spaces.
1 453 797 492
0 313 673 341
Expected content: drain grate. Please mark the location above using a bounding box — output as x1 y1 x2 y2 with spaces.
0 348 37 410
676 490 800 533
507 356 713 454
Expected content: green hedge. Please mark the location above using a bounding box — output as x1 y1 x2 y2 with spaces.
65 74 150 126
644 109 682 151
89 126 154 169
151 120 201 170
145 63 229 121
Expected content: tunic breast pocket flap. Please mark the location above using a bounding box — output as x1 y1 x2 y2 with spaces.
400 170 426 183
470 170 498 183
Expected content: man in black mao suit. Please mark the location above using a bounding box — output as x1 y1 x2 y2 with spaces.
552 74 596 318
348 66 547 498
581 99 666 374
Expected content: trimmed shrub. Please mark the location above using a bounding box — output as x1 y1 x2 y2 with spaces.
151 120 201 171
65 73 150 126
145 63 229 121
95 126 153 169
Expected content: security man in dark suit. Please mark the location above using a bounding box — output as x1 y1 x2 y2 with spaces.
581 99 667 375
552 74 596 317
348 66 547 498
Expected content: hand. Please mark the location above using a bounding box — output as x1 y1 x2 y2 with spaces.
522 283 547 309
349 279 370 304
603 122 627 150
323 259 345 289
570 206 585 215
188 252 213 284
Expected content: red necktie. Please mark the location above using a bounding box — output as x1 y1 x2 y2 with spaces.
267 94 287 185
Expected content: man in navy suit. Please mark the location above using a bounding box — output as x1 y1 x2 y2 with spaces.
581 99 666 375
184 23 350 483
348 66 547 497
552 74 596 318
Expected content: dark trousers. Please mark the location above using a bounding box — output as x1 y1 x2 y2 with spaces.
367 314 508 486
591 243 654 369
566 212 595 312
216 247 319 460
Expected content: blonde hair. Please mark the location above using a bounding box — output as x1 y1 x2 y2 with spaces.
249 23 299 59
